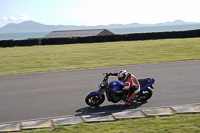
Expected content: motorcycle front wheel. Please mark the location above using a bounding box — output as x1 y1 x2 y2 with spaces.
85 94 105 106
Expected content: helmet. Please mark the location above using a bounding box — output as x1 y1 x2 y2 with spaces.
118 69 128 82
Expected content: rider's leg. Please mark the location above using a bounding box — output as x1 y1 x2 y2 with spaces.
125 86 140 106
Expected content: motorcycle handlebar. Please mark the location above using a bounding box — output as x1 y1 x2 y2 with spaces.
102 73 110 82
102 72 118 82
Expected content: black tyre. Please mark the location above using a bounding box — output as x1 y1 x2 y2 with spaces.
85 94 105 106
136 88 153 102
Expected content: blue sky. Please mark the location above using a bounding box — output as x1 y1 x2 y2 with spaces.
1 0 200 28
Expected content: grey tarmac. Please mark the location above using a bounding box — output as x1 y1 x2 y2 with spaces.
0 60 200 123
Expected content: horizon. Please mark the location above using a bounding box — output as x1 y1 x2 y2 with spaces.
1 19 199 28
1 0 200 28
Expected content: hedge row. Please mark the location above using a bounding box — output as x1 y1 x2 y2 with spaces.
0 29 200 47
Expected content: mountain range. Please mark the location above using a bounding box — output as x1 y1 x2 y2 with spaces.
0 20 197 33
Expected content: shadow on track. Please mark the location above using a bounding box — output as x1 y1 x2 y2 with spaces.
75 101 148 116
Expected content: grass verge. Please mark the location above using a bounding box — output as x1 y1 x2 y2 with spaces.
0 37 200 75
20 114 200 133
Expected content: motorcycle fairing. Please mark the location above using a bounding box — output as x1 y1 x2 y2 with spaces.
90 91 101 96
89 78 155 96
109 80 124 91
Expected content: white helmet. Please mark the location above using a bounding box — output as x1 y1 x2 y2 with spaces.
118 69 128 82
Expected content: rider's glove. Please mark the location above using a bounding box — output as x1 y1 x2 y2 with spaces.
105 73 112 80
106 73 111 76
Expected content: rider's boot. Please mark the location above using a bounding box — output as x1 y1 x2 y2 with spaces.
125 93 136 106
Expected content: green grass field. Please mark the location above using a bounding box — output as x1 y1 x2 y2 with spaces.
1 38 200 132
20 114 200 133
0 37 200 75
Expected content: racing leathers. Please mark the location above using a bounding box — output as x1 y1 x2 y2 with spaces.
108 72 140 106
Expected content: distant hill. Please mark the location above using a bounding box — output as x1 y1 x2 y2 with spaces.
0 20 197 33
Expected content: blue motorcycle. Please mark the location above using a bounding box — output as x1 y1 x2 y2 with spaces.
85 73 155 106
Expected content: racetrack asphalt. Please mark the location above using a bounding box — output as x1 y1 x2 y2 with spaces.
0 60 200 123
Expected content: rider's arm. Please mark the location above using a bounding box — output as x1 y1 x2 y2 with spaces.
104 72 118 82
107 72 118 76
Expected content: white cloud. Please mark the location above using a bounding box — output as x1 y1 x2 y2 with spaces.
8 16 18 21
1 14 31 21
19 14 30 20
2 17 8 21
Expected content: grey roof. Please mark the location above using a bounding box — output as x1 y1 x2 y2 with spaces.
43 29 114 38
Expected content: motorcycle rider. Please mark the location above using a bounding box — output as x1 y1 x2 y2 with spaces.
107 70 140 106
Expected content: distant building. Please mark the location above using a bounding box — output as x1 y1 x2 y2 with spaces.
43 29 115 38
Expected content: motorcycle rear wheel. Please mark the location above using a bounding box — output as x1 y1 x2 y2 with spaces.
85 94 105 106
136 88 153 102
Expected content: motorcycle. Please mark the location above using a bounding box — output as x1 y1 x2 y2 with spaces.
85 73 155 106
